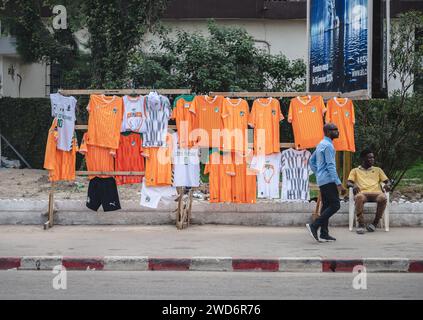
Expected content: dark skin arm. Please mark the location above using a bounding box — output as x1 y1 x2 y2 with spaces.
382 179 391 192
347 180 360 195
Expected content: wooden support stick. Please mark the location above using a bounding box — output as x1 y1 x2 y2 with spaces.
75 124 177 130
76 171 145 176
59 89 191 96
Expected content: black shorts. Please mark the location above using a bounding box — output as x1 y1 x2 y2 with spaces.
86 177 121 212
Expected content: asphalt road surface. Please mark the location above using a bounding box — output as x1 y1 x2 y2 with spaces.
0 271 422 300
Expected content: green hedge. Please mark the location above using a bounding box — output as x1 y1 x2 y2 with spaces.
0 98 52 169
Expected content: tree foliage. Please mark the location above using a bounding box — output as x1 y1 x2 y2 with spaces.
128 22 306 93
353 11 423 189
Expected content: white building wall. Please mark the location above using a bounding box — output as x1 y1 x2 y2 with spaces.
0 56 48 98
145 19 308 60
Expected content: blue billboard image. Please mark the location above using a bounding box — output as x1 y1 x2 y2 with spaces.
309 0 369 94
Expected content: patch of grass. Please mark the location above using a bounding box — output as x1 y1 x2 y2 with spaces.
398 160 423 187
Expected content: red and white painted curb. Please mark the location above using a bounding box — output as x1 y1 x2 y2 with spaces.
1 256 422 273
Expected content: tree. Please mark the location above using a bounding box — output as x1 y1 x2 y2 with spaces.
128 21 306 93
354 11 423 190
85 0 168 88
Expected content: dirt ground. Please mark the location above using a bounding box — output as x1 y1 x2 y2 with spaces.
0 168 421 202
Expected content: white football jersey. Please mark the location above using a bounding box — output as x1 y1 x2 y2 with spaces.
250 153 282 199
50 93 77 151
121 95 146 133
172 133 200 187
280 148 312 202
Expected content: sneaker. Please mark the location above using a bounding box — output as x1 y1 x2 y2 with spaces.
306 224 320 242
320 234 336 242
366 223 376 232
356 225 366 234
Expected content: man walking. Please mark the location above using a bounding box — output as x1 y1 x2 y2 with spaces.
306 123 346 242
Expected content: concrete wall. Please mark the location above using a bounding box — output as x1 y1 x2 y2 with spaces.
0 55 49 98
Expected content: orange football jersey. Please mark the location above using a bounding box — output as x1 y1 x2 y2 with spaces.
189 95 224 148
44 119 77 182
115 133 145 185
142 134 173 187
325 97 356 152
87 94 123 149
231 152 257 204
248 97 284 155
79 133 115 180
171 97 196 148
204 151 235 203
288 95 326 149
221 98 250 154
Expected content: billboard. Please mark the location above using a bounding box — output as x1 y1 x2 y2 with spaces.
307 0 372 98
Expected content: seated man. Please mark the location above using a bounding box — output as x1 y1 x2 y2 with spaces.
347 148 391 234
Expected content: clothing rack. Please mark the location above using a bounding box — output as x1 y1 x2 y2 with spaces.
45 90 350 229
45 88 190 229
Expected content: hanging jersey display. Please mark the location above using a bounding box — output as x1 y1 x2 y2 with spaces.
140 178 178 209
171 95 196 148
248 98 284 155
189 95 224 148
44 118 78 182
231 152 257 204
221 98 250 154
86 177 121 212
250 153 282 199
142 133 173 186
172 133 200 187
79 133 115 180
288 96 326 149
280 148 312 202
121 95 146 133
204 151 235 203
325 97 356 152
50 93 77 151
87 95 123 149
143 92 171 147
115 133 144 185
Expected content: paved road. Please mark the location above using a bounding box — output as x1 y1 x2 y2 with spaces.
1 271 422 300
1 225 422 258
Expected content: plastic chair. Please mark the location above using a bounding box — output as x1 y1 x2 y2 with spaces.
348 187 390 232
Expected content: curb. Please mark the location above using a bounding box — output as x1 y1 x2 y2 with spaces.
1 256 423 273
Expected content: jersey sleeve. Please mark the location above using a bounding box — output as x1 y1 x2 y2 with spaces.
320 96 326 115
276 100 284 122
288 99 294 123
171 104 178 120
44 124 56 170
221 102 230 119
351 102 356 124
325 102 331 123
248 102 256 127
78 133 88 155
189 97 197 114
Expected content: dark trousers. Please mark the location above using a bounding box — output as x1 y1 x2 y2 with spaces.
312 183 341 236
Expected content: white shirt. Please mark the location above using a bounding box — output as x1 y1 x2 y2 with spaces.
140 178 177 209
143 92 171 147
250 153 282 199
121 95 146 133
172 133 200 187
280 148 312 202
50 93 77 151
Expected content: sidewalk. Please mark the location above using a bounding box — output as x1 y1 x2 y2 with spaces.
0 225 422 272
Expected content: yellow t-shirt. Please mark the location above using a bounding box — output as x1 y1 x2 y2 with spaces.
348 166 388 193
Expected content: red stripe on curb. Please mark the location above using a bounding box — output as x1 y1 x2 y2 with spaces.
232 259 279 272
0 257 21 270
408 260 423 273
322 260 363 272
62 257 104 270
148 258 191 271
